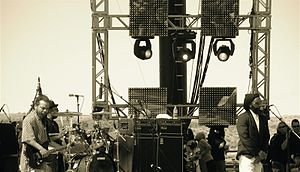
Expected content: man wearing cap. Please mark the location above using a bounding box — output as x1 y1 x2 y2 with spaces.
45 100 66 172
236 93 270 172
46 100 62 145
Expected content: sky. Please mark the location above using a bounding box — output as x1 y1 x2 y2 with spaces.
1 0 299 117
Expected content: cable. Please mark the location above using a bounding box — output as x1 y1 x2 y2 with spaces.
188 35 205 117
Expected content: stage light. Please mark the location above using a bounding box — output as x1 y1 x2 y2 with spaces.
213 38 235 62
134 38 153 60
177 41 196 62
172 31 197 62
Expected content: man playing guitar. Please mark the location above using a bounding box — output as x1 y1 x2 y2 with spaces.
19 95 56 172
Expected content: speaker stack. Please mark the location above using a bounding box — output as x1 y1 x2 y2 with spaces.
132 119 183 172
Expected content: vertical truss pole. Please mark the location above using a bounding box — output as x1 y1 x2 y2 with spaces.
91 1 121 171
91 0 109 112
251 0 271 104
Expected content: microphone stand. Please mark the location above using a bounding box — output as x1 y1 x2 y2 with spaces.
27 77 42 115
76 95 80 123
0 104 12 123
269 109 300 140
101 84 148 118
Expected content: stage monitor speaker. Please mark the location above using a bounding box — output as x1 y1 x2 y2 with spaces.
133 136 158 172
0 123 18 155
0 155 19 172
119 135 134 172
133 135 183 172
0 123 19 172
158 136 183 172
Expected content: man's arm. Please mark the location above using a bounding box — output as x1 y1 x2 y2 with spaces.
24 140 49 158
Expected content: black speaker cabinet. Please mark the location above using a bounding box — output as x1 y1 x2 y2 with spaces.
0 123 19 172
133 136 158 172
158 136 183 172
0 123 18 155
119 135 135 172
133 135 183 172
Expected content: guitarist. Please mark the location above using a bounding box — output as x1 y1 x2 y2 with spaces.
19 95 55 172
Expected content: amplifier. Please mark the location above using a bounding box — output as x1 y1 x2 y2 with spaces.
118 118 134 135
157 119 182 136
134 119 157 136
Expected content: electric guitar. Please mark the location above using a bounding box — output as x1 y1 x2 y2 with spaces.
24 143 68 168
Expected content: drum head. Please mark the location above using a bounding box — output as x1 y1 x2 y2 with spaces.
89 152 115 172
75 152 116 172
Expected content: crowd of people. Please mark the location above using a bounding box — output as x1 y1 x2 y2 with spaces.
184 93 300 172
17 93 300 172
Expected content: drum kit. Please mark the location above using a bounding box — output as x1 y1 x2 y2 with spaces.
55 111 117 172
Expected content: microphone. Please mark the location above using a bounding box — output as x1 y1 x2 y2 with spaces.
69 94 84 97
37 77 42 95
260 104 274 111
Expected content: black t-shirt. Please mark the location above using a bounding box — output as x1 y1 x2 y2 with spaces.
269 133 288 163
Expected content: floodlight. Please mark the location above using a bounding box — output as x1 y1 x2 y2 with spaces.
213 39 235 62
134 38 153 60
172 31 197 62
177 41 196 62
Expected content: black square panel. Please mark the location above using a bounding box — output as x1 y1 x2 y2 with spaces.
129 0 168 37
129 87 167 118
201 0 239 37
199 87 237 126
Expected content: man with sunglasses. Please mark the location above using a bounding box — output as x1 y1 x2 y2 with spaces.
269 121 289 172
236 93 270 172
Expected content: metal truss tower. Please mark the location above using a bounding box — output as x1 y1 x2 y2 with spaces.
90 0 271 111
250 0 271 104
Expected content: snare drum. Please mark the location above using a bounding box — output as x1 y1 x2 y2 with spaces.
71 152 116 172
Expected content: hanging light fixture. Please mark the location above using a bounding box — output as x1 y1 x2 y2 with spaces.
133 37 153 60
172 31 197 62
213 38 235 62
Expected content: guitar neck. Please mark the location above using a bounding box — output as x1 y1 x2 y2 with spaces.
48 145 67 154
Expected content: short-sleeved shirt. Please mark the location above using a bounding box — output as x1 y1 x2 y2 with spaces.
19 111 49 171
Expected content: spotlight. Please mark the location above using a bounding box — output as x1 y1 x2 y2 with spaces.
177 41 196 62
133 37 153 60
213 38 235 62
172 31 197 62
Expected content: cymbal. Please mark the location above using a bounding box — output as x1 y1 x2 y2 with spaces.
91 112 115 115
57 112 82 117
91 112 115 120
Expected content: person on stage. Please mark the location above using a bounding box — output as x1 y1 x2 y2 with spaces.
19 95 56 172
236 93 270 172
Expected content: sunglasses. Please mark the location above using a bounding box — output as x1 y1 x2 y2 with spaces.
292 125 300 128
278 126 287 129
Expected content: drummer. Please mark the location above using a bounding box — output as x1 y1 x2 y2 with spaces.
45 100 66 172
46 100 64 144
